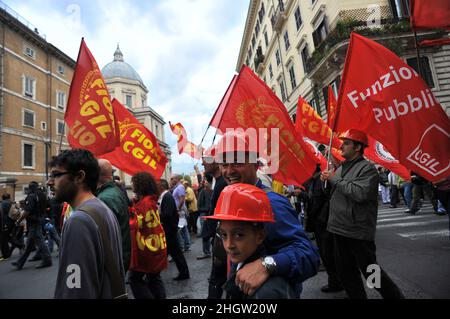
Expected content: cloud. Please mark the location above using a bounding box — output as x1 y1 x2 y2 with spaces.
3 0 249 174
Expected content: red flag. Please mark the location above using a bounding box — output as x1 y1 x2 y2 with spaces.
420 38 450 47
65 39 119 156
210 65 319 186
295 96 342 149
209 75 238 128
335 32 450 182
327 85 338 129
365 137 411 181
169 122 204 159
100 99 168 179
410 0 450 30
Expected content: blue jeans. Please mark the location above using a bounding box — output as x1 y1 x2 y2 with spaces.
177 226 190 250
44 223 61 253
17 223 51 266
403 182 413 208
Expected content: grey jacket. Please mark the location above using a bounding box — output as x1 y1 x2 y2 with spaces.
327 156 379 241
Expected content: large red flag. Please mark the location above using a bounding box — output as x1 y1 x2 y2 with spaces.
335 32 450 182
327 85 337 129
100 99 167 178
209 65 319 186
410 0 450 30
65 39 119 156
169 122 203 160
365 137 411 181
295 96 342 149
209 75 238 128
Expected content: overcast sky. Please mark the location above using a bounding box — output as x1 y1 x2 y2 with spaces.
4 0 249 175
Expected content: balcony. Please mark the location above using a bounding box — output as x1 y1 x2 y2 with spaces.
271 3 287 33
254 46 265 74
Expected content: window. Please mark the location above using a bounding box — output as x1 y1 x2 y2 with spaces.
284 31 290 51
23 109 35 128
310 98 322 117
291 113 296 123
255 21 260 37
41 121 47 131
264 31 269 48
155 124 159 138
294 7 303 30
259 2 265 21
142 97 146 107
288 65 297 89
57 65 65 75
269 64 273 79
275 50 281 66
126 94 132 108
312 17 328 47
279 78 287 102
22 141 35 169
57 92 66 110
389 0 410 19
24 45 35 59
57 119 65 135
301 44 310 73
23 76 35 99
252 35 256 49
406 56 435 88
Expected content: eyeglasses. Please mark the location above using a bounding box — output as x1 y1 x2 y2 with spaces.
49 171 70 179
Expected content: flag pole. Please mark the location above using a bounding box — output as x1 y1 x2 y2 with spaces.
58 122 65 153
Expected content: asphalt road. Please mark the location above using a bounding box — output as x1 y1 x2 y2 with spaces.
0 202 448 299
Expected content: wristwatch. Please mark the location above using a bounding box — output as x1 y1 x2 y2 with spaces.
261 256 277 275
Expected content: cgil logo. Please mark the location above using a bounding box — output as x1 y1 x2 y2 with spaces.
407 124 450 176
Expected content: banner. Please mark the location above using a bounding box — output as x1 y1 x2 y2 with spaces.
209 65 319 186
365 137 411 181
295 96 342 149
327 85 337 129
100 99 168 179
65 39 119 156
410 0 450 30
335 32 450 182
169 122 203 159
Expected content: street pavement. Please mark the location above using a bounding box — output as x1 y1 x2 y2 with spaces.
0 202 448 299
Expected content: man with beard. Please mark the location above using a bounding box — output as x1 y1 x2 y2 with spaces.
48 149 126 299
216 130 320 298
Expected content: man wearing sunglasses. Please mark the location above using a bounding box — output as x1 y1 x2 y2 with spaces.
48 149 126 299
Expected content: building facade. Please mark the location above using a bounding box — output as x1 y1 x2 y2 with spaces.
102 45 172 183
0 3 73 200
236 0 450 124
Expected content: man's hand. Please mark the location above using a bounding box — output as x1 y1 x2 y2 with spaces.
320 170 334 181
235 259 270 296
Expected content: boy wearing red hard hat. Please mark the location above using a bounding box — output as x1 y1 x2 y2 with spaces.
204 183 294 299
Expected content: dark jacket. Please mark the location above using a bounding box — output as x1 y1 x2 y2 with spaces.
159 191 179 236
304 172 330 232
197 188 212 214
327 156 379 241
96 181 131 271
201 176 228 238
223 246 295 299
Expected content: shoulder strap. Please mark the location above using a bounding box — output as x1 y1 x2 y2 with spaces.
78 205 127 299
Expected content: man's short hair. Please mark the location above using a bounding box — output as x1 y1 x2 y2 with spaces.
49 149 99 193
159 179 169 190
2 193 10 200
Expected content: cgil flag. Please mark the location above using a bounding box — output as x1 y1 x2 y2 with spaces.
334 32 450 182
209 65 319 186
295 96 342 149
169 122 204 160
65 38 119 156
100 99 168 179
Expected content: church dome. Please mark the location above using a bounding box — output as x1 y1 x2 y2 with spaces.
101 45 145 85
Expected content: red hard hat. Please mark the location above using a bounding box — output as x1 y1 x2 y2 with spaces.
204 183 274 223
339 129 368 146
215 130 259 159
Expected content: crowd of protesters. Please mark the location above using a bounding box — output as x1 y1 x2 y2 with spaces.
0 128 448 299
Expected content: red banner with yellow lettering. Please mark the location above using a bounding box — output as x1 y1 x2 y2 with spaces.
295 96 342 149
209 65 319 186
65 39 119 156
169 122 203 159
100 99 167 179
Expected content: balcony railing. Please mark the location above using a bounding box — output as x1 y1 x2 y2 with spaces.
270 3 287 32
305 17 413 75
